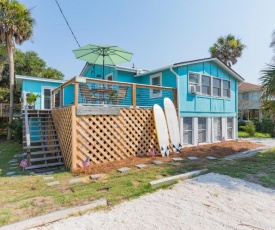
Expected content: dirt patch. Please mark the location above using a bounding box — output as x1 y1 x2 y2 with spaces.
87 140 261 174
179 140 262 158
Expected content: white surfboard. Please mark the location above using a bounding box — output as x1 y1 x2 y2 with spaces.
164 97 182 153
153 104 170 157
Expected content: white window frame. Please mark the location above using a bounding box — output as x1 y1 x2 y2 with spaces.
188 71 231 98
201 75 211 96
213 77 221 97
150 72 162 98
222 80 231 98
181 117 194 146
106 73 113 89
41 86 55 110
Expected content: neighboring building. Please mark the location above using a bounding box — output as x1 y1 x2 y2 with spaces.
238 82 262 121
16 57 244 145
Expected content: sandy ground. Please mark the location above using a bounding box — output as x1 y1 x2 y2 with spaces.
35 173 275 230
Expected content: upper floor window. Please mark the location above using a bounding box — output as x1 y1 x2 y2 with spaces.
223 80 230 97
150 73 162 98
242 92 249 100
213 78 221 96
188 72 231 98
201 75 211 95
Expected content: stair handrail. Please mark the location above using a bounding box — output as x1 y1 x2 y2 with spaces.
23 93 31 166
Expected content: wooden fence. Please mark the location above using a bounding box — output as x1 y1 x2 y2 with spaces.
52 105 160 172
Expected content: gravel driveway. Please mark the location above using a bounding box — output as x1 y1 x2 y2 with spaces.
35 173 275 230
33 138 275 230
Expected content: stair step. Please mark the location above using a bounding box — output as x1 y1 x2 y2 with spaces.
23 139 59 144
26 162 64 170
23 129 56 133
23 134 58 139
23 144 60 150
30 155 63 162
23 149 61 156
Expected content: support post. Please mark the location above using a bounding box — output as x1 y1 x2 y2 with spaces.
71 105 77 172
172 89 178 108
74 82 79 106
132 84 136 108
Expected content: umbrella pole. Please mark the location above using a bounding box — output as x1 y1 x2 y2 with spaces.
102 49 105 80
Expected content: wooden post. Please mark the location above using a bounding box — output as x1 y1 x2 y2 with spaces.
132 84 136 108
71 105 77 172
74 82 79 106
172 89 178 108
60 86 63 107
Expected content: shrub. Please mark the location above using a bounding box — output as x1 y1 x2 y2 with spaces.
254 121 262 132
238 121 246 131
8 118 22 142
261 119 275 137
241 121 256 137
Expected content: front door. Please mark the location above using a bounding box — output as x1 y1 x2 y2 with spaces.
42 87 53 109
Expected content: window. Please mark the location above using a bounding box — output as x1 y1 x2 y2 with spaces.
106 73 113 89
213 78 221 96
213 117 222 141
183 117 193 145
242 92 249 100
227 117 233 139
198 117 207 143
150 73 162 98
188 72 231 98
201 75 211 95
223 80 230 97
54 91 60 108
189 72 200 92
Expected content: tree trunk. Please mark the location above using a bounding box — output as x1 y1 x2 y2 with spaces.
7 43 14 141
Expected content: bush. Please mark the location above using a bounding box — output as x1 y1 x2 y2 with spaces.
241 121 256 137
238 121 246 131
8 118 22 142
254 121 262 132
261 119 275 137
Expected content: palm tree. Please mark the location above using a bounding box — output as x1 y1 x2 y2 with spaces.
260 64 275 129
209 34 246 67
0 0 35 140
270 29 275 62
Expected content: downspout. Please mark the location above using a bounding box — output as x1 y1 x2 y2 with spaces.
169 65 181 141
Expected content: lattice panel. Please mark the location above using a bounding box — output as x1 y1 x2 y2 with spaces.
52 107 73 169
74 108 160 171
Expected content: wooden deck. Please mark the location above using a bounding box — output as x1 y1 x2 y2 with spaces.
50 76 177 172
0 103 21 117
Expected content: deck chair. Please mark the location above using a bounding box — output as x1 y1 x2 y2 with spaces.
79 83 97 104
109 86 128 105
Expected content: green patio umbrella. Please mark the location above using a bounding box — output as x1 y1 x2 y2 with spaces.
73 44 133 79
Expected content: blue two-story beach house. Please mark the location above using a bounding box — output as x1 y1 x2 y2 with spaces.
16 57 244 171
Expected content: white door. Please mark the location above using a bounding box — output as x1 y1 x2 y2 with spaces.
42 87 54 109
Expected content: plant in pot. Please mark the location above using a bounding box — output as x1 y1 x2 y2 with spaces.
26 92 40 109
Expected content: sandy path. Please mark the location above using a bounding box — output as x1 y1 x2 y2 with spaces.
35 173 275 230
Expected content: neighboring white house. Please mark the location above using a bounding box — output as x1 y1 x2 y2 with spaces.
238 82 262 121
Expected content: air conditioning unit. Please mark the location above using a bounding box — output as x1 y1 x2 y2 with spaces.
190 85 199 94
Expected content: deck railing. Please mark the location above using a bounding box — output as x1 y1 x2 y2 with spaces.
0 103 21 117
52 76 177 109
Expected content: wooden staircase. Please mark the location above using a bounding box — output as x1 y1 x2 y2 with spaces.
22 110 64 170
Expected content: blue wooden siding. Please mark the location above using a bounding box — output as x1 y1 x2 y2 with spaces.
135 69 176 107
22 79 62 109
176 61 237 117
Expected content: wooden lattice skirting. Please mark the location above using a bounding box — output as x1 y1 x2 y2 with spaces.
52 106 160 172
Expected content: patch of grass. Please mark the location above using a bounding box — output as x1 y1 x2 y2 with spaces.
1 140 275 226
208 148 275 188
238 131 271 138
0 209 12 226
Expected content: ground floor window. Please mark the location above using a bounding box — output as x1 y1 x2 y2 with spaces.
213 117 222 142
183 117 193 145
227 117 233 139
198 117 207 143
